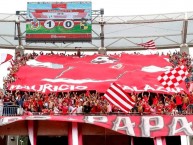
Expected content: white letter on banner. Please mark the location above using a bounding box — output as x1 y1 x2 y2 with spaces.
36 85 43 92
144 85 155 91
140 116 164 137
24 85 30 90
112 117 135 136
42 84 53 93
122 85 134 91
169 117 193 136
9 85 16 90
84 116 108 123
53 86 58 91
16 85 23 90
132 87 144 92
154 85 168 93
75 86 87 90
70 85 75 91
58 85 69 91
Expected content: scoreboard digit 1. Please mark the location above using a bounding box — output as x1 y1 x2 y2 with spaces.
44 20 55 29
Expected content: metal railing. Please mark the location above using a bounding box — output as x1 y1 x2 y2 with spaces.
1 105 193 116
3 105 19 116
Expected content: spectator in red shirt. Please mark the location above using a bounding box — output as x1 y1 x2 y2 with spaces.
152 95 159 106
143 103 151 114
175 94 183 114
156 101 164 114
62 102 68 114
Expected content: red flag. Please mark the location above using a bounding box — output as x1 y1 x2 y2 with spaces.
158 65 189 90
154 137 166 145
104 83 135 113
0 53 13 65
138 40 156 49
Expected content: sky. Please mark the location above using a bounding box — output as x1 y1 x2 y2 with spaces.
0 0 193 88
0 0 193 16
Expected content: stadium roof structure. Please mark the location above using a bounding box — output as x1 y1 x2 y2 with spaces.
0 11 193 51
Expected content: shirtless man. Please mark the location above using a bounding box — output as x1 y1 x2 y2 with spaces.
182 94 190 114
182 94 190 107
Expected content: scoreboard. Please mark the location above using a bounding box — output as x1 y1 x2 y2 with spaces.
26 2 92 42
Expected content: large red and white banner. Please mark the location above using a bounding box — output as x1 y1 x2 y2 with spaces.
9 54 187 93
1 115 193 137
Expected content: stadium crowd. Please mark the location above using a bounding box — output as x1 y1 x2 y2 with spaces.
0 51 193 116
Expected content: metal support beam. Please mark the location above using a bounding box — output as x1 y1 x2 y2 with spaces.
1 11 193 52
1 43 191 51
15 16 24 56
182 13 188 44
98 8 106 54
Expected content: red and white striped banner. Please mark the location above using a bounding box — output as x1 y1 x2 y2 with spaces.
104 83 135 113
28 120 37 145
154 137 166 145
138 40 156 49
68 122 82 145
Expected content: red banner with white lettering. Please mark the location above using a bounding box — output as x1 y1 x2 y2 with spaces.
9 54 187 93
1 115 193 137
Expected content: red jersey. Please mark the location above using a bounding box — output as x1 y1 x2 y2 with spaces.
23 100 30 109
143 96 149 103
152 97 158 105
175 95 182 105
143 103 151 113
38 100 43 108
90 106 98 113
62 106 68 114
165 103 174 112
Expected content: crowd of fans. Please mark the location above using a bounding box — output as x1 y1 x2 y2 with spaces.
0 50 193 116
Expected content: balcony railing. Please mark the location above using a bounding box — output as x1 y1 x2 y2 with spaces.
1 105 193 116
